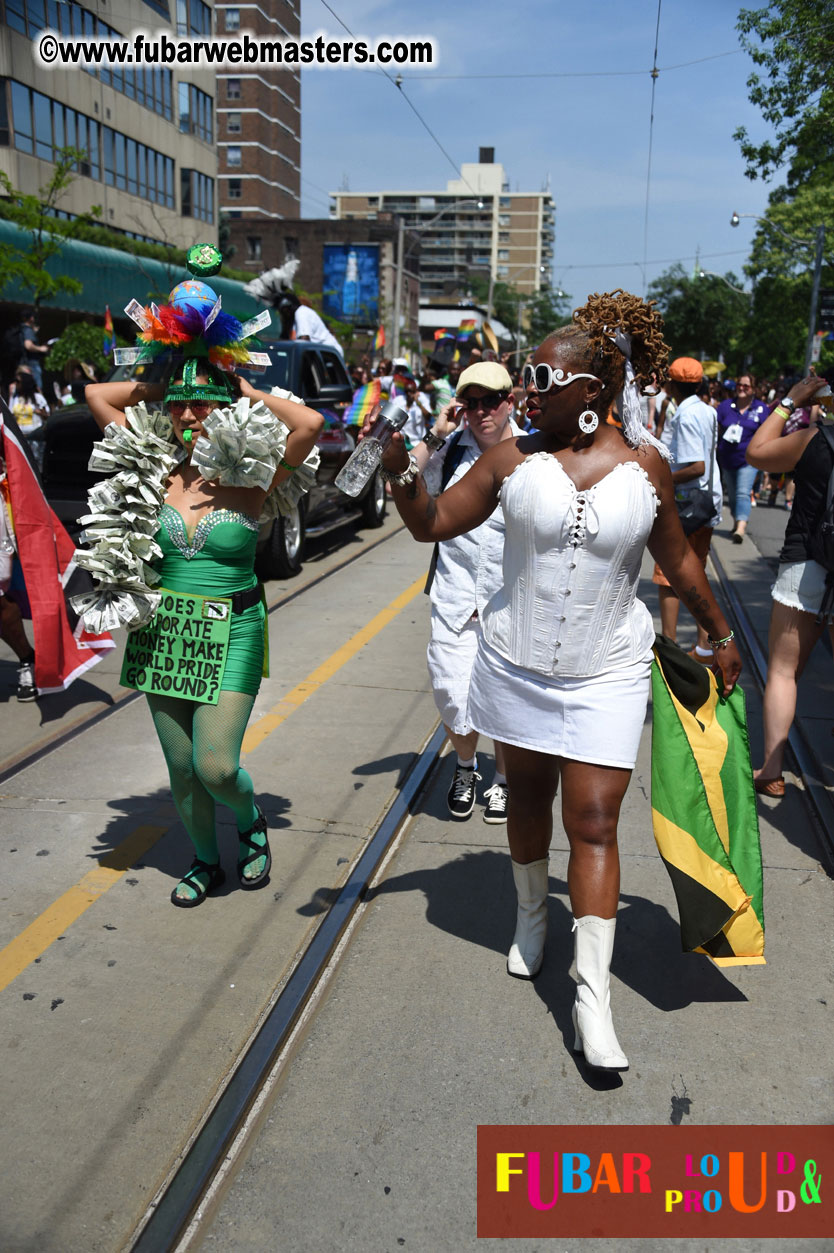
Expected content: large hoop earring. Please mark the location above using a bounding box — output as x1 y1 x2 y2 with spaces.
578 409 599 434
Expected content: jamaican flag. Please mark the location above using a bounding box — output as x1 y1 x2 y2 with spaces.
651 635 765 966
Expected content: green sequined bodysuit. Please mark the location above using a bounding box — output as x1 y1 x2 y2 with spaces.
155 504 265 695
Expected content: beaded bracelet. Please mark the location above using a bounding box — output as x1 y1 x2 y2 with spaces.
279 456 300 473
707 630 735 649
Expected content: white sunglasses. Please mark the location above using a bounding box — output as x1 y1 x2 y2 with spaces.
523 363 600 392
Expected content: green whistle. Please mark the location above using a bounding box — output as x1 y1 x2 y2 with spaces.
183 429 193 443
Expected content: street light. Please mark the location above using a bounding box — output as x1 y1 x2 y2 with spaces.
731 210 827 371
392 198 484 357
698 269 751 299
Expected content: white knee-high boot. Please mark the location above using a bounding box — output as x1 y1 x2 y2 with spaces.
507 858 549 978
571 915 628 1070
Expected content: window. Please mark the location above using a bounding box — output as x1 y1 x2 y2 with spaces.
101 124 174 207
178 82 190 132
10 81 31 152
284 236 298 258
246 236 262 261
227 111 241 133
0 81 9 147
228 178 242 199
189 0 210 35
181 169 214 222
227 78 241 99
181 167 192 217
320 351 346 387
177 83 213 142
225 6 240 29
497 249 509 261
227 145 241 167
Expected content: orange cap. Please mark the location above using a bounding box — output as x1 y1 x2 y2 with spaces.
668 357 703 383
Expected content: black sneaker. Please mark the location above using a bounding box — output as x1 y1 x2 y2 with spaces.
16 660 36 702
447 763 481 820
483 781 508 824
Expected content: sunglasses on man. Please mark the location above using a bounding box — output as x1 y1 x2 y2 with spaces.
460 391 508 413
168 399 215 419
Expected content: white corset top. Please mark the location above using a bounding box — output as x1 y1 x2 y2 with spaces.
481 453 659 677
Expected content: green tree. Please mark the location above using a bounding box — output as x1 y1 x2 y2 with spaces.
0 148 102 310
734 1 834 187
648 264 750 369
44 321 129 378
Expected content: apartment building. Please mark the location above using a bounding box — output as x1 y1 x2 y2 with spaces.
214 0 300 233
0 0 218 249
330 148 555 305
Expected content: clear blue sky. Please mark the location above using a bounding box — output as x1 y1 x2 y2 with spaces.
299 0 774 307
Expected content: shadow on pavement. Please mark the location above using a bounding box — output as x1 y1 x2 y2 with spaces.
83 788 293 892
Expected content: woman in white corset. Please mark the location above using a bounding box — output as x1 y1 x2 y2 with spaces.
379 291 741 1072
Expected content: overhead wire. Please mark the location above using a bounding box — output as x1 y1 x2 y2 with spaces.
316 0 480 197
394 49 741 80
641 0 663 297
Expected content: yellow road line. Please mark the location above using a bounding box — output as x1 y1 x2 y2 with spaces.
0 824 167 994
241 573 426 753
0 572 426 994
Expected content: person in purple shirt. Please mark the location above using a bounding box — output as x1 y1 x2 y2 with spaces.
716 373 769 543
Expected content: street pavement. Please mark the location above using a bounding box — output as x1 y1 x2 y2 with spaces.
0 502 832 1252
202 511 834 1253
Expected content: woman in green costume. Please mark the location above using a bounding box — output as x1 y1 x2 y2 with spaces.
85 362 322 906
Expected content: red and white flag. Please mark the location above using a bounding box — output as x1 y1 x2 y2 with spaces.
0 400 114 693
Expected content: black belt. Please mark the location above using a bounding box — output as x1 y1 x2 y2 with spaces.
230 584 262 614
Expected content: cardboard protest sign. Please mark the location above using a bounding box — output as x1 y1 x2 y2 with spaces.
120 589 231 704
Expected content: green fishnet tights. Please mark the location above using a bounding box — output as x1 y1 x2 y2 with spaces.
147 691 265 901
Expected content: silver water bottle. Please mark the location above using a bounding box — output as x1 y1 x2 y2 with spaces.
335 400 408 497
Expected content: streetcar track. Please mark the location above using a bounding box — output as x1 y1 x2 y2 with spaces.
130 721 446 1253
125 549 834 1250
0 522 405 788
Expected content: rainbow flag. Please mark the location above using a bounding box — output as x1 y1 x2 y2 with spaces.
103 305 115 357
434 327 451 341
390 367 415 398
374 326 385 352
344 379 380 424
456 318 477 341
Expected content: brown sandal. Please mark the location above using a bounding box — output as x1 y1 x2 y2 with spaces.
754 775 785 798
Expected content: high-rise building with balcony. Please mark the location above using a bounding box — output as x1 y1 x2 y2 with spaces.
214 0 300 232
330 148 555 305
0 0 218 248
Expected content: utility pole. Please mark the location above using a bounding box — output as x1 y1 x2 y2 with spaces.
804 225 826 375
392 217 404 360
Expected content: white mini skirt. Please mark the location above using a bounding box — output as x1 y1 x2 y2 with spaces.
467 637 652 769
771 559 829 615
426 610 481 735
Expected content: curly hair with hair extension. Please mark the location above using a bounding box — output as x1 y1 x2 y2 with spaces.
543 290 669 420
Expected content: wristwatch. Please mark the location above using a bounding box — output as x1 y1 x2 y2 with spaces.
424 430 446 452
779 396 796 413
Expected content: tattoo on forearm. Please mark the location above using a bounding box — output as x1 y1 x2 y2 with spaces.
405 477 421 500
424 494 436 522
682 585 717 635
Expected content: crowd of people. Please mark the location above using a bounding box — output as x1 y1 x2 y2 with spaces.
6 264 834 1074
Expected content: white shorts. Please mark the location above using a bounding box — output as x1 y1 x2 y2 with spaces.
467 637 652 769
426 610 481 735
772 560 830 615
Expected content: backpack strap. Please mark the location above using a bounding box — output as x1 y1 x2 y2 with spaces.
423 429 467 595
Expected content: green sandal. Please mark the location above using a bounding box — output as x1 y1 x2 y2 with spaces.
170 858 225 908
237 805 271 890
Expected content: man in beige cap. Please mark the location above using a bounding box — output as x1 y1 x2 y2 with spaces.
409 361 522 823
653 356 722 659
